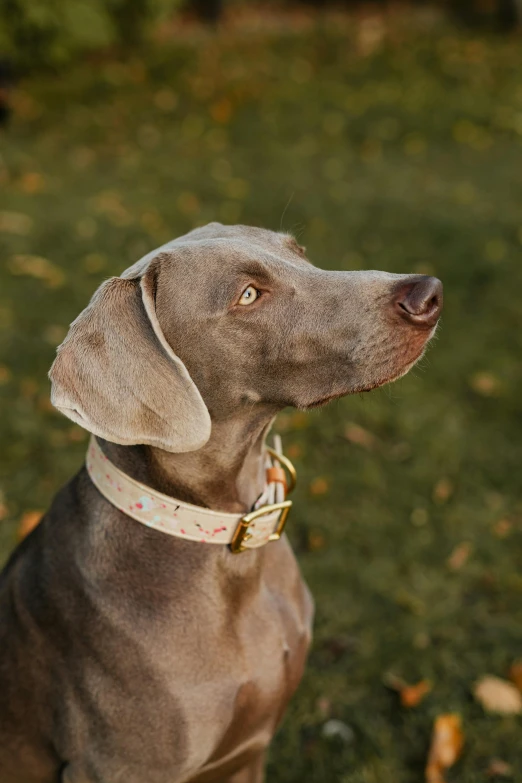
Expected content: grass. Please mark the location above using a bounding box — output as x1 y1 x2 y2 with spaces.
1 10 522 782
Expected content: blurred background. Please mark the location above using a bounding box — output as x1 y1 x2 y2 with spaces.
1 1 522 781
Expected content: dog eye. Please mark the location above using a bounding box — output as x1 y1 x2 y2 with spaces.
238 286 259 306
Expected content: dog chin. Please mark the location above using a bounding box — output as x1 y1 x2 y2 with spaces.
355 342 431 394
304 343 431 407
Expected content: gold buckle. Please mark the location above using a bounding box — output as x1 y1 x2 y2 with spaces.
230 500 292 554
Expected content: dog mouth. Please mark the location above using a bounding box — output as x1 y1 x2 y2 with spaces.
305 332 435 409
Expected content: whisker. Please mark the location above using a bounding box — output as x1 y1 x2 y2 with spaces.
280 192 295 233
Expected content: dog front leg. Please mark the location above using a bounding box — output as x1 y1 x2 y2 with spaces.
222 752 266 783
61 764 112 783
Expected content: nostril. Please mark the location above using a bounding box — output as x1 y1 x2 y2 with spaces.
394 276 443 326
425 294 439 313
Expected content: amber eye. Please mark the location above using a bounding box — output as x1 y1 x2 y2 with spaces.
238 286 260 306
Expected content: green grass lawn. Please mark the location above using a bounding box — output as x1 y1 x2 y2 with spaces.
1 11 522 782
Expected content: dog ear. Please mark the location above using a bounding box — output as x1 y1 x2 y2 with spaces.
48 261 211 453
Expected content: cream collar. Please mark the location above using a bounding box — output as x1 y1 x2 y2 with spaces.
86 435 296 554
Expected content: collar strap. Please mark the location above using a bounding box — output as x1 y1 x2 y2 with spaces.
86 435 296 554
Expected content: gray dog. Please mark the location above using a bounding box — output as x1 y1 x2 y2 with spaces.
0 223 442 783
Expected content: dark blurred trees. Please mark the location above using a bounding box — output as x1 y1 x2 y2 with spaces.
287 0 522 30
449 0 522 30
0 0 521 73
185 0 522 30
0 0 182 69
189 0 223 23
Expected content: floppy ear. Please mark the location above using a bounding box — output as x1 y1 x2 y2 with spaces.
49 262 211 453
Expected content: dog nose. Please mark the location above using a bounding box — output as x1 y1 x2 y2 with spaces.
395 276 443 328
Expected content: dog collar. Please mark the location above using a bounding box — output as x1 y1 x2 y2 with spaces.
86 435 296 554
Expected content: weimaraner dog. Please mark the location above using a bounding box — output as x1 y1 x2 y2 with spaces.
0 223 442 783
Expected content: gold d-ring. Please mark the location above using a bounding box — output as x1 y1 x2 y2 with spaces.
266 447 297 494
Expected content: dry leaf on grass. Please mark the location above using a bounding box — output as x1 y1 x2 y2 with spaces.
425 714 464 783
487 758 513 778
492 519 512 538
383 673 432 708
344 423 375 450
433 477 453 504
0 491 7 521
473 675 522 715
285 443 302 459
508 662 522 693
400 680 432 708
18 510 43 541
0 211 33 235
9 255 65 288
309 477 329 495
447 542 472 571
322 719 354 744
469 371 502 397
307 532 326 551
315 696 331 718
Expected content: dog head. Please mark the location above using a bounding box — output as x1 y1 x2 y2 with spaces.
49 223 442 452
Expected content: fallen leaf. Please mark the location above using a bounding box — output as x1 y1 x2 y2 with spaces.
433 477 453 504
322 719 354 743
9 255 65 288
0 365 12 385
68 426 87 442
473 676 522 715
92 190 130 224
308 531 326 550
425 714 464 783
487 758 513 778
18 510 43 541
210 97 233 124
19 171 45 193
492 519 512 538
400 680 432 708
357 16 385 56
309 477 329 495
508 662 522 692
315 696 331 717
447 542 472 571
383 672 432 707
469 372 502 397
344 422 375 449
0 211 33 235
285 443 302 459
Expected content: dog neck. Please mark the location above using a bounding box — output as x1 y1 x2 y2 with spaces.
98 406 280 514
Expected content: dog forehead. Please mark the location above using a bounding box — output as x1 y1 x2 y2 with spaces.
121 223 297 279
176 222 285 245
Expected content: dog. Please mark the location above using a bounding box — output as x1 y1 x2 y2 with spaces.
0 223 442 782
